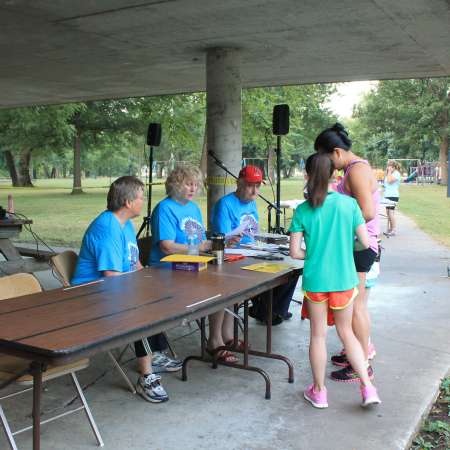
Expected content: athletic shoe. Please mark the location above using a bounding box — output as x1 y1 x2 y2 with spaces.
303 384 328 408
331 350 348 367
331 343 377 367
330 365 374 383
360 384 381 407
136 373 169 403
152 352 183 373
282 312 293 320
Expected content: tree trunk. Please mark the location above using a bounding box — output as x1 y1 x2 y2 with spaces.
17 149 34 187
71 128 83 194
50 167 57 178
438 92 449 185
4 151 20 186
43 165 51 178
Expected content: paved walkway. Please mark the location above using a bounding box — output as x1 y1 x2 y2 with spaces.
1 213 449 450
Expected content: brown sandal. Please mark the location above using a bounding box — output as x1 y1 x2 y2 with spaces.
225 339 248 352
207 348 238 363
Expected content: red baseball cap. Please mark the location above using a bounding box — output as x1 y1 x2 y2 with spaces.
238 165 264 183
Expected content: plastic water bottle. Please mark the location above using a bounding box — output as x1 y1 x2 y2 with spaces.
187 236 199 255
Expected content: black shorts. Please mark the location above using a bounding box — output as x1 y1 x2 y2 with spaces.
385 196 399 210
354 248 377 273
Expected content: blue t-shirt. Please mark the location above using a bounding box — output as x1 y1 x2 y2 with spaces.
71 211 139 285
211 192 259 244
384 170 401 198
150 197 206 264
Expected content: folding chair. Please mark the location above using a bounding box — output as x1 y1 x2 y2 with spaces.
0 273 103 450
51 251 136 394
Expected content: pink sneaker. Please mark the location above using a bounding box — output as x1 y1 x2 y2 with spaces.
367 343 377 360
360 384 381 407
304 384 328 408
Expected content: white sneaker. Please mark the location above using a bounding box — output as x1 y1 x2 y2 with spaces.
136 373 169 403
152 352 183 373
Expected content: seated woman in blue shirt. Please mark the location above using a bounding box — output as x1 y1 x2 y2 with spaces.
151 166 242 363
150 165 211 264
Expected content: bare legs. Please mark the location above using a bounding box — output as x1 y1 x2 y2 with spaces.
307 301 328 391
386 208 396 234
137 355 152 375
334 304 372 386
207 310 235 350
308 299 373 391
352 273 371 361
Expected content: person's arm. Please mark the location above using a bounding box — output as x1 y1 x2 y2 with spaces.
102 270 125 277
102 255 143 276
212 199 241 244
159 239 211 255
355 224 370 250
386 169 400 184
289 232 305 260
347 164 376 221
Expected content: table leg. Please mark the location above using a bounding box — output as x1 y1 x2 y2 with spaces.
182 317 206 381
228 289 295 383
30 362 44 450
212 301 272 399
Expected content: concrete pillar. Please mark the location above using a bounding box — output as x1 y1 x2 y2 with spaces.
206 48 242 227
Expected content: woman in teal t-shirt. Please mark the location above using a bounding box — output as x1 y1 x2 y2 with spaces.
289 153 380 409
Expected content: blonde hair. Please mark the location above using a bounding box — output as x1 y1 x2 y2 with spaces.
165 164 203 197
388 161 401 172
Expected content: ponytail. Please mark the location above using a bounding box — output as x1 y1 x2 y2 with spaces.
305 154 334 208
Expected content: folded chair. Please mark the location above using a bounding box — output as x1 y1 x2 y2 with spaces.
0 273 103 450
51 251 137 394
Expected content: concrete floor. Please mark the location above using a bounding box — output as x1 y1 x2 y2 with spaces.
1 212 449 450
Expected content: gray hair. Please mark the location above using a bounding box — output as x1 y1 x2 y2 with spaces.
107 176 144 212
165 165 203 197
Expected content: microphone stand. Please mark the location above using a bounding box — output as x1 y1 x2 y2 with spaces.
136 145 154 239
208 150 284 233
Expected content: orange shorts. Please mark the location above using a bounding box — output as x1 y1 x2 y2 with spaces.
301 287 358 326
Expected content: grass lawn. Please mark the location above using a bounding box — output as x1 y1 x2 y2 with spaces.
1 178 449 249
398 184 450 248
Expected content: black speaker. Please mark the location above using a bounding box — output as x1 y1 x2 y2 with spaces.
272 104 290 136
146 123 162 146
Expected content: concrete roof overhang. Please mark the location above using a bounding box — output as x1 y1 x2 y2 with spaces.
1 0 449 108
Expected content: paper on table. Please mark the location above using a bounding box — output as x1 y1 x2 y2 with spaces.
240 243 280 253
225 248 271 257
241 262 293 273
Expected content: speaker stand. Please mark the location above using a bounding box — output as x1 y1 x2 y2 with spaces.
136 145 154 239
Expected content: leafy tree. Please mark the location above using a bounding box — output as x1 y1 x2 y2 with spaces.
352 78 449 184
242 84 336 178
0 105 78 186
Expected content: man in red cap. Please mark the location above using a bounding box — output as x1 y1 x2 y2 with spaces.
209 165 298 340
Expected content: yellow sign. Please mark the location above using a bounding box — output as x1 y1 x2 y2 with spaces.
160 254 215 263
241 263 293 273
206 176 237 187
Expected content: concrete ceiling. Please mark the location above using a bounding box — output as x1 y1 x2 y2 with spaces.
1 0 449 108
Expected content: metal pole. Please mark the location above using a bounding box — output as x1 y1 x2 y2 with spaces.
31 362 43 450
276 135 282 232
147 145 154 234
